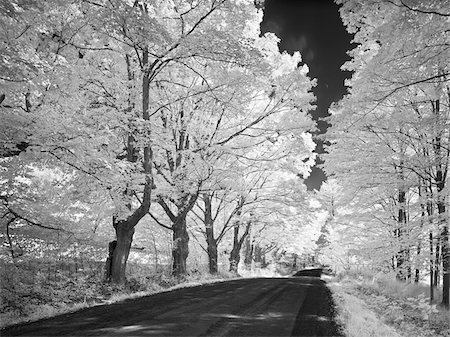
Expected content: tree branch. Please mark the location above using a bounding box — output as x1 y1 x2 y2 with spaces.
148 211 172 231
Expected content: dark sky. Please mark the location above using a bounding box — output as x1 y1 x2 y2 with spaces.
260 0 354 191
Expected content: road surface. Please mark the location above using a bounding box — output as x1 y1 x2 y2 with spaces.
2 276 343 336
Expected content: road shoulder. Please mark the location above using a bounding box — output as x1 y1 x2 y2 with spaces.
328 279 402 337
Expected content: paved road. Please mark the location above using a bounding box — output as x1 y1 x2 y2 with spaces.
2 276 342 336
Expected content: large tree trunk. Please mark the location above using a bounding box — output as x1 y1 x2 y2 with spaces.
107 219 136 284
206 228 218 274
254 245 262 264
172 216 189 277
261 253 268 268
104 48 153 284
105 185 151 284
203 193 218 274
229 222 241 273
207 239 218 274
229 246 240 273
158 195 198 277
229 216 251 274
243 234 253 270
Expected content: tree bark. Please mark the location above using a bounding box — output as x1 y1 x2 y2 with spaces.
441 224 449 308
204 193 218 274
108 220 135 284
106 179 151 284
158 196 198 277
229 214 251 274
437 180 449 308
105 47 153 284
415 181 426 284
207 237 218 274
172 216 189 277
431 97 448 308
396 187 408 281
414 252 420 283
254 245 263 265
105 240 116 281
430 232 434 302
434 238 441 287
261 253 267 268
229 224 241 273
293 253 298 270
229 246 241 273
243 234 253 270
427 198 436 301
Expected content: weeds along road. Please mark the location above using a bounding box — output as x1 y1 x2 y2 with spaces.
2 276 342 337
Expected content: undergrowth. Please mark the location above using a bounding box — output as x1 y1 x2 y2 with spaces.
0 259 235 329
331 271 450 337
330 283 402 337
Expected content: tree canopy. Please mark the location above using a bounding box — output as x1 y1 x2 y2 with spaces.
1 0 317 284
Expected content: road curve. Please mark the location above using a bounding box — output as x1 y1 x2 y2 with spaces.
2 277 343 337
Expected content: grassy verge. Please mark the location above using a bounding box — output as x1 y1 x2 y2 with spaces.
329 280 401 337
327 272 450 337
0 269 237 329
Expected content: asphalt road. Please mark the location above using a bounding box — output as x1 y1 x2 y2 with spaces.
2 276 343 337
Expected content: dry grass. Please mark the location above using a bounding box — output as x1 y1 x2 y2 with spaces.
329 271 450 337
329 281 402 337
356 272 443 304
0 302 92 329
0 269 237 329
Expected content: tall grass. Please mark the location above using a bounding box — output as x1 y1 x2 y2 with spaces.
330 283 402 337
331 270 450 337
0 259 236 329
337 269 443 304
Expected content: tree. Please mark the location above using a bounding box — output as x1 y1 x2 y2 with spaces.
189 118 316 275
193 185 248 274
2 0 313 282
145 24 315 276
0 156 114 261
326 0 449 306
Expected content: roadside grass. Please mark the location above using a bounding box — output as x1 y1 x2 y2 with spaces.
329 281 402 337
329 271 450 337
0 267 236 329
0 303 91 330
1 256 281 330
105 270 240 304
238 265 280 278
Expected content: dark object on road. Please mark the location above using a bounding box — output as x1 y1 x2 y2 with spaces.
322 267 335 276
2 277 343 337
293 268 323 277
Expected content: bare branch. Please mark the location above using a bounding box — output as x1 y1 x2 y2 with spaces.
148 211 172 231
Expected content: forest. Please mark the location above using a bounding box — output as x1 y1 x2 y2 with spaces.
323 0 449 309
0 0 448 331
